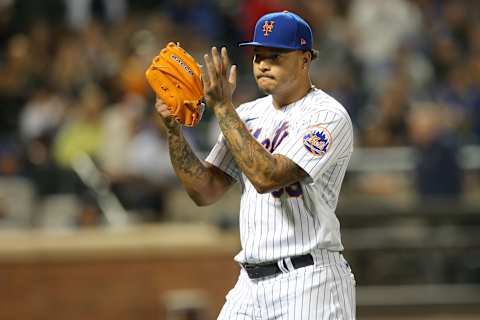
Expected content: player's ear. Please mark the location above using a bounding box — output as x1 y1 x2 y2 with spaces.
302 51 312 69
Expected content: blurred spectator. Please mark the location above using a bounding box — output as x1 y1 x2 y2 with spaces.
393 43 434 97
349 0 422 92
408 103 463 201
80 21 120 82
0 33 35 134
23 131 80 197
49 36 93 97
19 85 76 197
361 76 411 147
64 0 128 30
99 93 174 220
53 84 105 168
20 86 66 141
437 63 477 111
429 34 462 84
163 0 222 41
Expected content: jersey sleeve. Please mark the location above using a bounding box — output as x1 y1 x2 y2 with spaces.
273 110 353 182
205 132 241 181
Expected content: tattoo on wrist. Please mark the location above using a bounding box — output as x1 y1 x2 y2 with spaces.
168 134 205 179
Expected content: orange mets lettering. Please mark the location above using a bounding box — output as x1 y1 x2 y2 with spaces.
262 21 275 36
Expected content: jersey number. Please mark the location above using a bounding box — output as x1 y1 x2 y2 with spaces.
271 182 302 198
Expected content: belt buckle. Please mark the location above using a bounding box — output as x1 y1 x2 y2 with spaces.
242 263 263 279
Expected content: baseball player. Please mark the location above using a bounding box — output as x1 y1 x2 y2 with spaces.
156 11 356 320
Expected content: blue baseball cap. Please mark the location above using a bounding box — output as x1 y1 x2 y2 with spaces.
239 11 313 51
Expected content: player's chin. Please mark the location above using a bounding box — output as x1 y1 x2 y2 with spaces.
256 79 277 93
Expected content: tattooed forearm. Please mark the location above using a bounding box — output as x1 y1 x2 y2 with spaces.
166 130 232 205
168 133 207 180
214 103 307 193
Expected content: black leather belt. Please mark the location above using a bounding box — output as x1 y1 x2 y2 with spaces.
241 254 314 279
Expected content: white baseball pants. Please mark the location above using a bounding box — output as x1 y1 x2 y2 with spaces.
217 251 356 320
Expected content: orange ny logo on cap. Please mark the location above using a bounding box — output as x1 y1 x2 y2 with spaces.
262 21 275 36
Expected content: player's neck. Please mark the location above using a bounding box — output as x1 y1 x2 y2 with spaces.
271 80 313 109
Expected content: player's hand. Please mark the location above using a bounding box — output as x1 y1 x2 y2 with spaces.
201 46 237 109
154 97 180 132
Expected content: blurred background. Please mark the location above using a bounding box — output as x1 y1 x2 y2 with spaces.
0 0 479 319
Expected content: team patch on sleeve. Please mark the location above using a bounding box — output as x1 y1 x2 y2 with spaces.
303 127 332 157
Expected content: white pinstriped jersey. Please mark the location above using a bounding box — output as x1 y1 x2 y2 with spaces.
206 88 353 264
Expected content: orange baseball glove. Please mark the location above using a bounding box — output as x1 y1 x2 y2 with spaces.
145 42 204 127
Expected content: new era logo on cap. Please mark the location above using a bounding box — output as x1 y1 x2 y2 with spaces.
239 11 313 51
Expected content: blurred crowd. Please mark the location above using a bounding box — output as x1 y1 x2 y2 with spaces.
0 0 479 227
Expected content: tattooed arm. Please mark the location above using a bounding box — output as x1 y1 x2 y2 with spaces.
201 47 307 194
214 103 307 193
156 98 234 206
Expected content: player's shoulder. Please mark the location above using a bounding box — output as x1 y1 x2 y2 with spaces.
298 89 354 151
306 89 352 122
291 88 353 131
236 95 271 118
